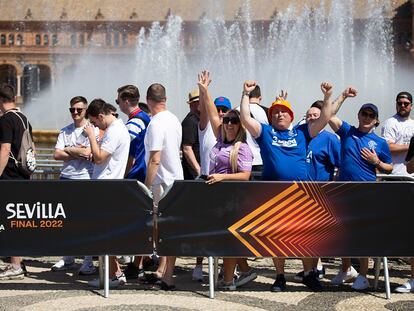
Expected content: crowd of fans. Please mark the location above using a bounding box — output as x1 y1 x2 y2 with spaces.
0 69 413 293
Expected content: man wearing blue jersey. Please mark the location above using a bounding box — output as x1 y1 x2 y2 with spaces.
240 80 334 292
293 100 342 283
117 85 151 182
306 100 341 181
329 100 393 290
116 84 151 280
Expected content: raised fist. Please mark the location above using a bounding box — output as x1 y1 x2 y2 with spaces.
320 82 333 97
244 80 256 93
342 87 358 98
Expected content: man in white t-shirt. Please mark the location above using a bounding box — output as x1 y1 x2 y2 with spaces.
84 98 130 288
381 91 414 176
236 84 269 179
144 83 183 290
51 96 99 275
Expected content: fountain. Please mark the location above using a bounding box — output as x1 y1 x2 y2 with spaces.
24 0 413 133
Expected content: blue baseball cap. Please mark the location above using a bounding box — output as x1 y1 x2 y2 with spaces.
359 103 379 117
214 96 232 110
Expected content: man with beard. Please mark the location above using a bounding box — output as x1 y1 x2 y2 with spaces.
381 91 414 176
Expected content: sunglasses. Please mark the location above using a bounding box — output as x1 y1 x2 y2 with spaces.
360 111 376 119
216 107 229 113
69 108 85 114
223 116 240 124
397 101 411 107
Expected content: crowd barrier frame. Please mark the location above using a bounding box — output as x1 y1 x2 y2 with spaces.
1 177 413 299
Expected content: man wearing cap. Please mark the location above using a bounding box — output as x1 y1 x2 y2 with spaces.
181 89 201 180
240 80 334 292
381 91 414 176
329 100 393 290
181 89 205 281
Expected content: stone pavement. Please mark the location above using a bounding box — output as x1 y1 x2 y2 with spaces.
0 257 413 310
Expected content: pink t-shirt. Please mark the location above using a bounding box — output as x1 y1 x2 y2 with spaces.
209 139 253 174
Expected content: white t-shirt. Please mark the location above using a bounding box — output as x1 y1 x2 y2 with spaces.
198 122 216 176
55 123 99 179
381 114 414 175
92 119 130 179
144 110 183 186
236 103 269 166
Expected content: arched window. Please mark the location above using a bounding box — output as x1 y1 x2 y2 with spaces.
16 34 23 46
0 34 6 45
35 34 41 45
43 34 49 46
8 34 14 45
52 34 58 46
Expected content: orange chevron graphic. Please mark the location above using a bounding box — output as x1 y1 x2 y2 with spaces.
228 181 342 257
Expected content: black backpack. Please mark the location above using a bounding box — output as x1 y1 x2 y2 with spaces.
7 110 36 176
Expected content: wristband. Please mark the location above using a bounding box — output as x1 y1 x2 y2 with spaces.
375 159 381 167
242 91 250 96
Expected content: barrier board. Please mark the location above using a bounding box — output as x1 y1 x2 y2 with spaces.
0 180 153 256
157 180 414 257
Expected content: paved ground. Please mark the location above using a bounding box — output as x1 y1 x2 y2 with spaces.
0 257 413 310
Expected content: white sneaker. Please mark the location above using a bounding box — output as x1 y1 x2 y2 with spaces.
192 265 204 282
395 279 414 293
0 265 24 280
78 260 97 276
331 266 358 285
88 273 126 288
352 274 370 290
235 269 257 287
51 259 76 272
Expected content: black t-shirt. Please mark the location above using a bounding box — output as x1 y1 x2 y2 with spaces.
181 112 200 180
0 110 33 179
406 136 414 162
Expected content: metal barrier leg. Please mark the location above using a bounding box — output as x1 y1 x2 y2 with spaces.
214 257 219 286
104 255 109 298
208 256 215 299
98 256 104 288
383 257 391 299
374 257 381 290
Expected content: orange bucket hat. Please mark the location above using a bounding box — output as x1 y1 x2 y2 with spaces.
268 99 294 121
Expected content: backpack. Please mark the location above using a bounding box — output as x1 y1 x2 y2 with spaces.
7 110 36 176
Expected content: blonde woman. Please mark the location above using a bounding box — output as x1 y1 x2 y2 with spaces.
198 71 256 290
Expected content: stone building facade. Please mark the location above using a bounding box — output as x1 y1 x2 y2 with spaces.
0 0 412 105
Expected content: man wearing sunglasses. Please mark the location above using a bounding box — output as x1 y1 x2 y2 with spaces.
381 91 414 176
51 96 99 275
240 80 334 293
329 101 393 291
